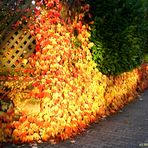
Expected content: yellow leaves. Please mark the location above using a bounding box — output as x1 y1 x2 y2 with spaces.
78 34 85 42
13 129 19 137
32 87 40 93
56 23 62 33
28 129 34 135
32 133 40 141
82 115 90 123
37 113 44 121
92 102 99 112
26 135 34 142
1 2 146 144
52 92 61 100
56 56 61 62
85 31 91 38
65 32 70 37
36 34 42 40
22 59 28 65
46 44 53 50
68 104 76 112
42 132 49 141
66 116 72 124
88 42 94 49
30 123 39 132
50 38 57 45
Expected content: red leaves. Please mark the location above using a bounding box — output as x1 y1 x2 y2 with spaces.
76 21 82 31
42 40 51 47
20 131 27 137
46 79 52 84
50 18 59 24
13 21 21 28
47 10 60 19
37 93 44 99
19 116 27 123
36 44 41 52
23 69 35 74
4 0 147 144
34 8 40 17
73 72 78 78
34 92 50 99
42 70 48 75
7 109 14 116
83 4 90 12
46 1 54 8
38 84 45 92
54 11 60 18
32 81 40 87
55 70 62 75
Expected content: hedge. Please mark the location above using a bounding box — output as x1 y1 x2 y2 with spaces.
87 0 148 75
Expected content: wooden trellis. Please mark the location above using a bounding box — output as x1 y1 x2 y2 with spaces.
0 24 35 70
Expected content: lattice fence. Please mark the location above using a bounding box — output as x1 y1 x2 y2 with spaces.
0 24 35 71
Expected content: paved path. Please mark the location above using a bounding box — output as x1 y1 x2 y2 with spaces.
1 90 148 148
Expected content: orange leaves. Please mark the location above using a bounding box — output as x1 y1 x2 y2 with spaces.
64 126 73 136
36 120 44 128
38 84 45 92
43 122 51 128
1 63 147 143
42 133 49 142
13 122 20 129
13 129 19 137
71 85 78 91
28 117 37 123
137 63 148 91
89 114 96 123
46 79 52 84
34 92 48 99
32 81 40 87
104 68 142 114
77 121 87 130
1 0 148 144
59 126 75 140
19 116 27 123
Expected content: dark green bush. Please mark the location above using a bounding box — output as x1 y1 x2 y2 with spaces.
86 0 148 75
142 0 148 54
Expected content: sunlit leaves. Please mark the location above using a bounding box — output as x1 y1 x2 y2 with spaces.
1 0 148 144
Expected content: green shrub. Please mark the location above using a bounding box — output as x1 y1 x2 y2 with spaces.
87 0 148 75
142 0 148 54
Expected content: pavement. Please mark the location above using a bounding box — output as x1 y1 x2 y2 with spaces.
1 89 148 148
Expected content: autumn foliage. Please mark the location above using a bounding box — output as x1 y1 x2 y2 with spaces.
0 0 148 144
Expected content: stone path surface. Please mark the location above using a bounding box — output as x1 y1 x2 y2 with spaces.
1 90 148 148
